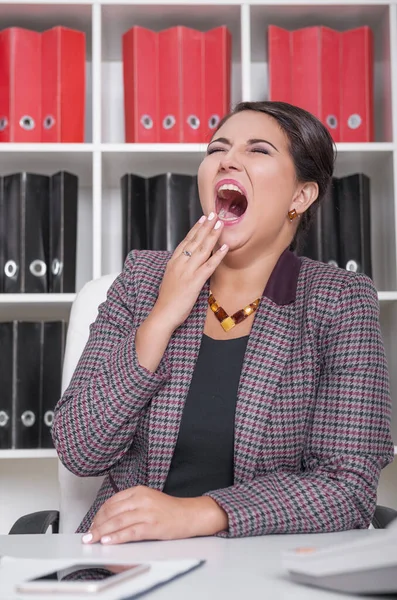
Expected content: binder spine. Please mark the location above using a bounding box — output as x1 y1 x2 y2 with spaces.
0 322 13 449
14 322 41 449
41 27 86 143
0 176 4 293
123 27 159 143
0 28 41 143
148 173 194 251
49 172 78 293
121 174 149 258
39 321 66 448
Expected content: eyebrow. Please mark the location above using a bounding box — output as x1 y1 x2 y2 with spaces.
208 137 279 152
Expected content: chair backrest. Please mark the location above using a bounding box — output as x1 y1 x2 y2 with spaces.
58 273 119 533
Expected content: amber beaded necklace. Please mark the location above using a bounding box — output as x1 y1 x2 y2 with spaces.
208 290 260 332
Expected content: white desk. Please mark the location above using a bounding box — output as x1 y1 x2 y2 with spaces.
0 531 388 599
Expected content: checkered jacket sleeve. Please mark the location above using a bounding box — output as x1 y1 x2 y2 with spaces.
52 251 171 476
206 275 394 536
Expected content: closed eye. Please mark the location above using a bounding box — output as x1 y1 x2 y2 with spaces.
206 146 226 155
251 148 270 155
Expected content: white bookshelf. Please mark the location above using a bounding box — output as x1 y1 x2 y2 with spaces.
1 0 397 534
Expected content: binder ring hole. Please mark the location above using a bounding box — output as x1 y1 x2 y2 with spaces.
209 115 220 129
327 260 338 268
140 115 153 130
19 115 35 131
21 410 36 427
52 259 63 276
30 260 47 278
44 411 54 427
0 411 9 427
347 114 362 130
163 115 176 130
44 115 55 130
0 117 8 131
4 260 18 278
187 115 200 130
326 115 338 129
346 260 359 272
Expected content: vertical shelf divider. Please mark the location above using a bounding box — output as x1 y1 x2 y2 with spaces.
241 3 251 102
92 1 102 279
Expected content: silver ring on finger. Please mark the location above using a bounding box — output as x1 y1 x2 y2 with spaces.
182 250 192 258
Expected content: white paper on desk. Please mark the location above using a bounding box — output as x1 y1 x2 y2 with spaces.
0 556 204 599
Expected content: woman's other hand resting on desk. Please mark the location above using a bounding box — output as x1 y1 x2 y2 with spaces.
82 486 228 544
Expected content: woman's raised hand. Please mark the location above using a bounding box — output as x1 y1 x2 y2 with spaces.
153 212 228 331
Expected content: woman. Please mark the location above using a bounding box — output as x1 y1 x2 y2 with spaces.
52 101 394 545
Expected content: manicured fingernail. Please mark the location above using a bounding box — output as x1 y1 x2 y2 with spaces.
208 212 215 221
82 533 93 544
220 244 228 251
198 215 206 224
214 220 222 230
101 536 111 544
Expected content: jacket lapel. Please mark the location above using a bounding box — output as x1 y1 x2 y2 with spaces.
233 297 295 484
147 280 210 490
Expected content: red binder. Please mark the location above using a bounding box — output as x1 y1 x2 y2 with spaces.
41 27 86 143
0 28 41 142
268 26 292 103
203 27 231 143
158 27 183 143
181 28 203 143
292 27 340 141
340 27 373 142
123 27 159 143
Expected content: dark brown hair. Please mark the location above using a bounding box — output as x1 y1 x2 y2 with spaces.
213 101 336 251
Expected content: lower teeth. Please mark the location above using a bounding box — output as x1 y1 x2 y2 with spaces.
219 208 239 221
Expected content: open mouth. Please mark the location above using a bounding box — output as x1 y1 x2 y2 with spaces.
215 182 248 223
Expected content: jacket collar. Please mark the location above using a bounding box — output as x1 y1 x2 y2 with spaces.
263 249 301 306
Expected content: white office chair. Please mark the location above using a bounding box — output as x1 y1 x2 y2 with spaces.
9 273 397 534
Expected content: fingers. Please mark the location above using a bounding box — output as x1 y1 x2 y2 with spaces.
100 521 157 545
198 241 229 277
181 217 224 264
173 215 207 256
91 496 134 530
90 508 148 544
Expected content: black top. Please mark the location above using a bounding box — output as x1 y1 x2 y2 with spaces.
163 333 249 497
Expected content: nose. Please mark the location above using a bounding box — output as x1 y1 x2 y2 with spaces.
218 150 243 173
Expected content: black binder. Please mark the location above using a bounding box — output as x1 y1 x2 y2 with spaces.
337 173 372 277
0 176 4 293
188 176 202 227
147 174 193 251
14 321 42 448
121 173 149 259
39 321 66 448
300 179 340 266
3 173 50 293
49 172 78 293
0 322 13 449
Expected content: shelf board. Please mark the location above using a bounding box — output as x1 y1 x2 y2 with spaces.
378 292 397 302
0 449 57 459
101 143 207 153
0 144 93 153
0 294 76 305
336 143 395 152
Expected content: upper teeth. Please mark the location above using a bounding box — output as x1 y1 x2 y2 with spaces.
217 183 244 194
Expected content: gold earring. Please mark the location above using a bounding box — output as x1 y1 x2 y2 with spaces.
288 209 298 221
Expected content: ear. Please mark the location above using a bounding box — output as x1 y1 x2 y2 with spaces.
289 182 319 215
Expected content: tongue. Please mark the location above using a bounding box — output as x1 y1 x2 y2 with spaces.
219 207 239 220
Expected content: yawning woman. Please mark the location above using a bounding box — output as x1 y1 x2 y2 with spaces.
52 101 394 545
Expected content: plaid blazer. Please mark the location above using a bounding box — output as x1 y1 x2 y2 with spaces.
52 249 394 536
